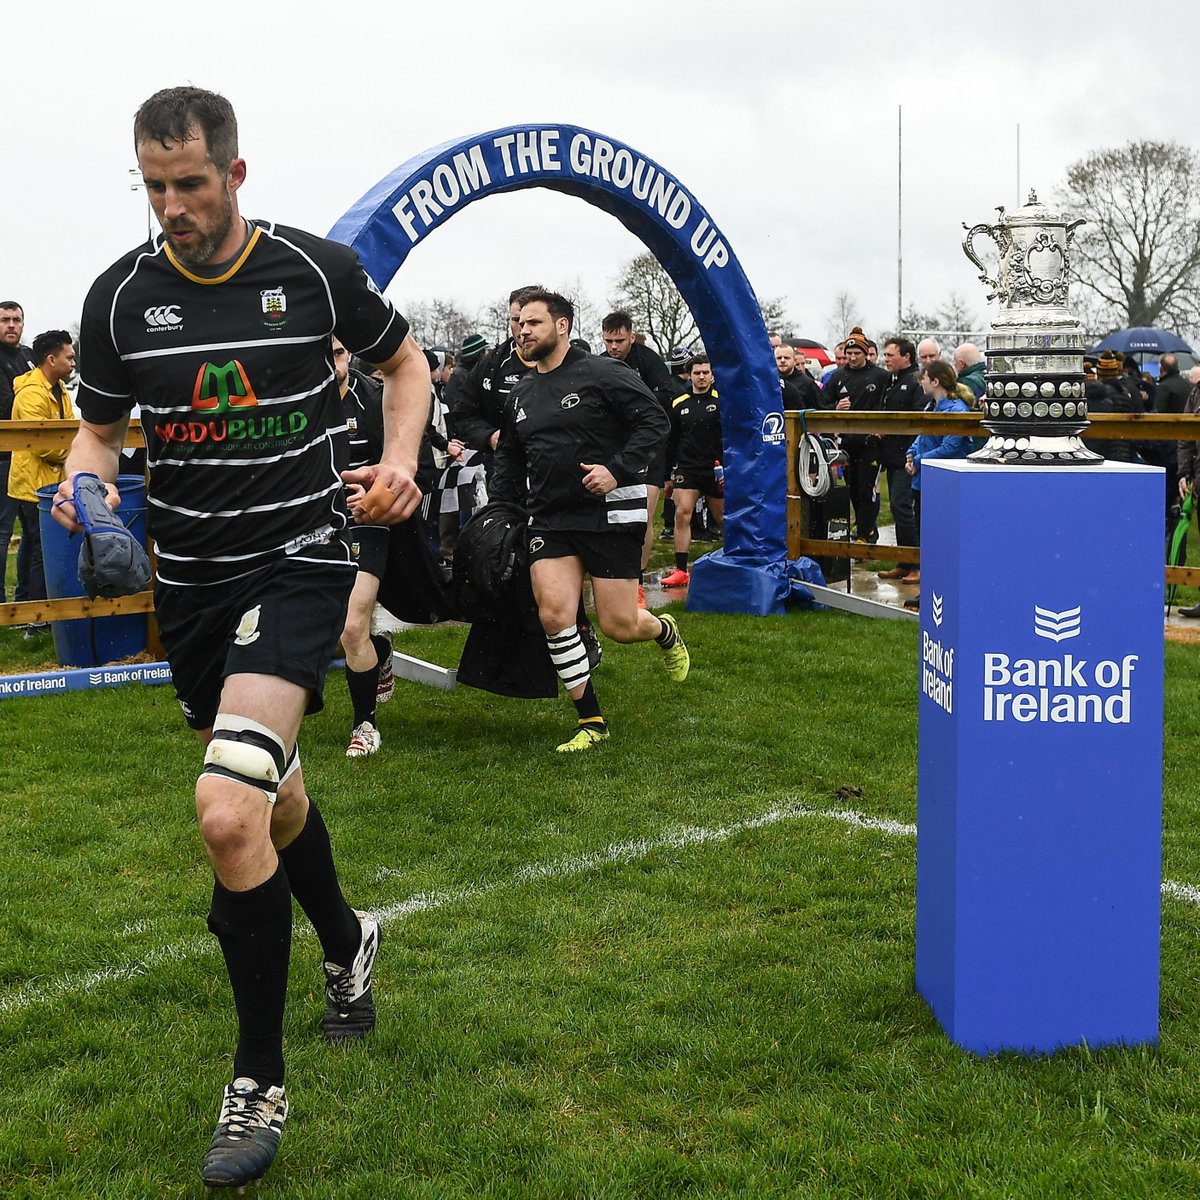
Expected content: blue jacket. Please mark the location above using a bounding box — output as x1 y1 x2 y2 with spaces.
906 395 970 491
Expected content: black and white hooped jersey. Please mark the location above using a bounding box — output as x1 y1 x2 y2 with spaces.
75 220 408 586
490 347 668 532
342 368 385 472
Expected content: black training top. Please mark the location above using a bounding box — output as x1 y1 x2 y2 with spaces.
451 338 532 450
666 387 723 475
75 220 408 586
491 346 669 531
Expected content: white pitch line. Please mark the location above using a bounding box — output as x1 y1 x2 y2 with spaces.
1 803 1197 1017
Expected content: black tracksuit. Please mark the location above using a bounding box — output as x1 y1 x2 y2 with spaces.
491 347 668 532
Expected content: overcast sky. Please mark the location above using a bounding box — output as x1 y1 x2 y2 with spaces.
8 0 1196 351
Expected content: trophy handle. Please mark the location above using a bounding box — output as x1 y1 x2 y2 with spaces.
1065 217 1086 247
962 222 1000 296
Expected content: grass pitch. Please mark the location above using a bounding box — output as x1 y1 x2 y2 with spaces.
0 608 1198 1198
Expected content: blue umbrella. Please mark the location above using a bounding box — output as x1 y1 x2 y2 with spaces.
1091 326 1193 355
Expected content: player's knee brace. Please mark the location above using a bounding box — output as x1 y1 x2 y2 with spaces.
546 624 590 693
201 715 288 803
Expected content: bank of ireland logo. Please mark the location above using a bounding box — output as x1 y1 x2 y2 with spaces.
761 411 785 444
931 592 944 627
192 360 258 413
1034 604 1081 643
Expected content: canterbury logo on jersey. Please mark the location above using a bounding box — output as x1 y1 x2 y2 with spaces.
193 360 258 413
560 393 581 409
144 305 182 329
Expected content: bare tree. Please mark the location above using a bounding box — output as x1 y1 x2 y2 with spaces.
760 296 792 338
400 297 480 350
610 253 698 354
479 295 512 345
936 291 978 336
1058 141 1200 335
826 291 866 348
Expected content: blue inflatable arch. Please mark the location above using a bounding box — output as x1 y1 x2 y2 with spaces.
329 125 789 614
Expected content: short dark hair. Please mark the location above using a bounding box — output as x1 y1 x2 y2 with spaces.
0 300 22 314
32 330 72 363
601 310 633 334
690 353 711 368
885 336 916 364
521 288 575 331
508 284 544 307
134 86 239 173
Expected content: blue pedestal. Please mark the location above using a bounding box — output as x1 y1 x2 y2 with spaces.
915 461 1163 1055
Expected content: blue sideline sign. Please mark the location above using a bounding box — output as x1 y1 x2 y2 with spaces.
915 460 1163 1055
0 661 173 700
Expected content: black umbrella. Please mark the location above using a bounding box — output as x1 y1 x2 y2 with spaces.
1091 327 1193 356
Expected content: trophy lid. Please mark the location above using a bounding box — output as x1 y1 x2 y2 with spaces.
1003 189 1071 227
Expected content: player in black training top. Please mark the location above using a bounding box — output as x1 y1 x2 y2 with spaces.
661 354 724 588
52 86 430 1194
490 288 691 753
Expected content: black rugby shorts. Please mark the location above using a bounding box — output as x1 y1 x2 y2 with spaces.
671 466 722 499
155 549 355 730
527 527 643 580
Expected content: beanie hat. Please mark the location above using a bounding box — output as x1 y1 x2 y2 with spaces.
1097 350 1123 378
459 332 488 365
844 326 870 353
667 345 693 370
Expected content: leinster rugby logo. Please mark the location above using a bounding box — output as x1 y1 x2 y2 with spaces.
760 411 785 444
560 393 581 409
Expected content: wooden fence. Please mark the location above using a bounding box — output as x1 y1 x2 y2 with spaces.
785 410 1200 588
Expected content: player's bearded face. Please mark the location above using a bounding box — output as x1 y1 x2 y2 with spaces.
138 130 243 267
518 305 562 361
168 186 234 265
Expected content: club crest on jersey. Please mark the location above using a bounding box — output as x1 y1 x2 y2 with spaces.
192 360 258 413
560 393 581 409
261 286 288 327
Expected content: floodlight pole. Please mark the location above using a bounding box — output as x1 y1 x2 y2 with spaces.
897 105 903 333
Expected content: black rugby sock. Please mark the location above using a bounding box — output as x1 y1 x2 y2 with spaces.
345 663 380 727
655 618 678 648
278 801 360 968
675 552 689 571
208 861 292 1087
571 680 605 728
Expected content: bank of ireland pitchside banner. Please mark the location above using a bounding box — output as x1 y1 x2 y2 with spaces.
328 125 787 576
915 460 1163 1055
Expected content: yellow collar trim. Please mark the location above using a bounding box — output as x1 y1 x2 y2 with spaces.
164 225 262 284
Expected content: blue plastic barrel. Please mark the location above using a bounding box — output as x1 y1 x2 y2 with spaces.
37 475 149 667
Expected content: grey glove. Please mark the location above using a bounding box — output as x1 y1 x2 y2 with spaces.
73 473 152 599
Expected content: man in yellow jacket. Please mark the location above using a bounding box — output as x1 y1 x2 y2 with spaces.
9 330 76 625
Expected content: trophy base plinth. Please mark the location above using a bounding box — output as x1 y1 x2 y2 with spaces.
967 429 1104 466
